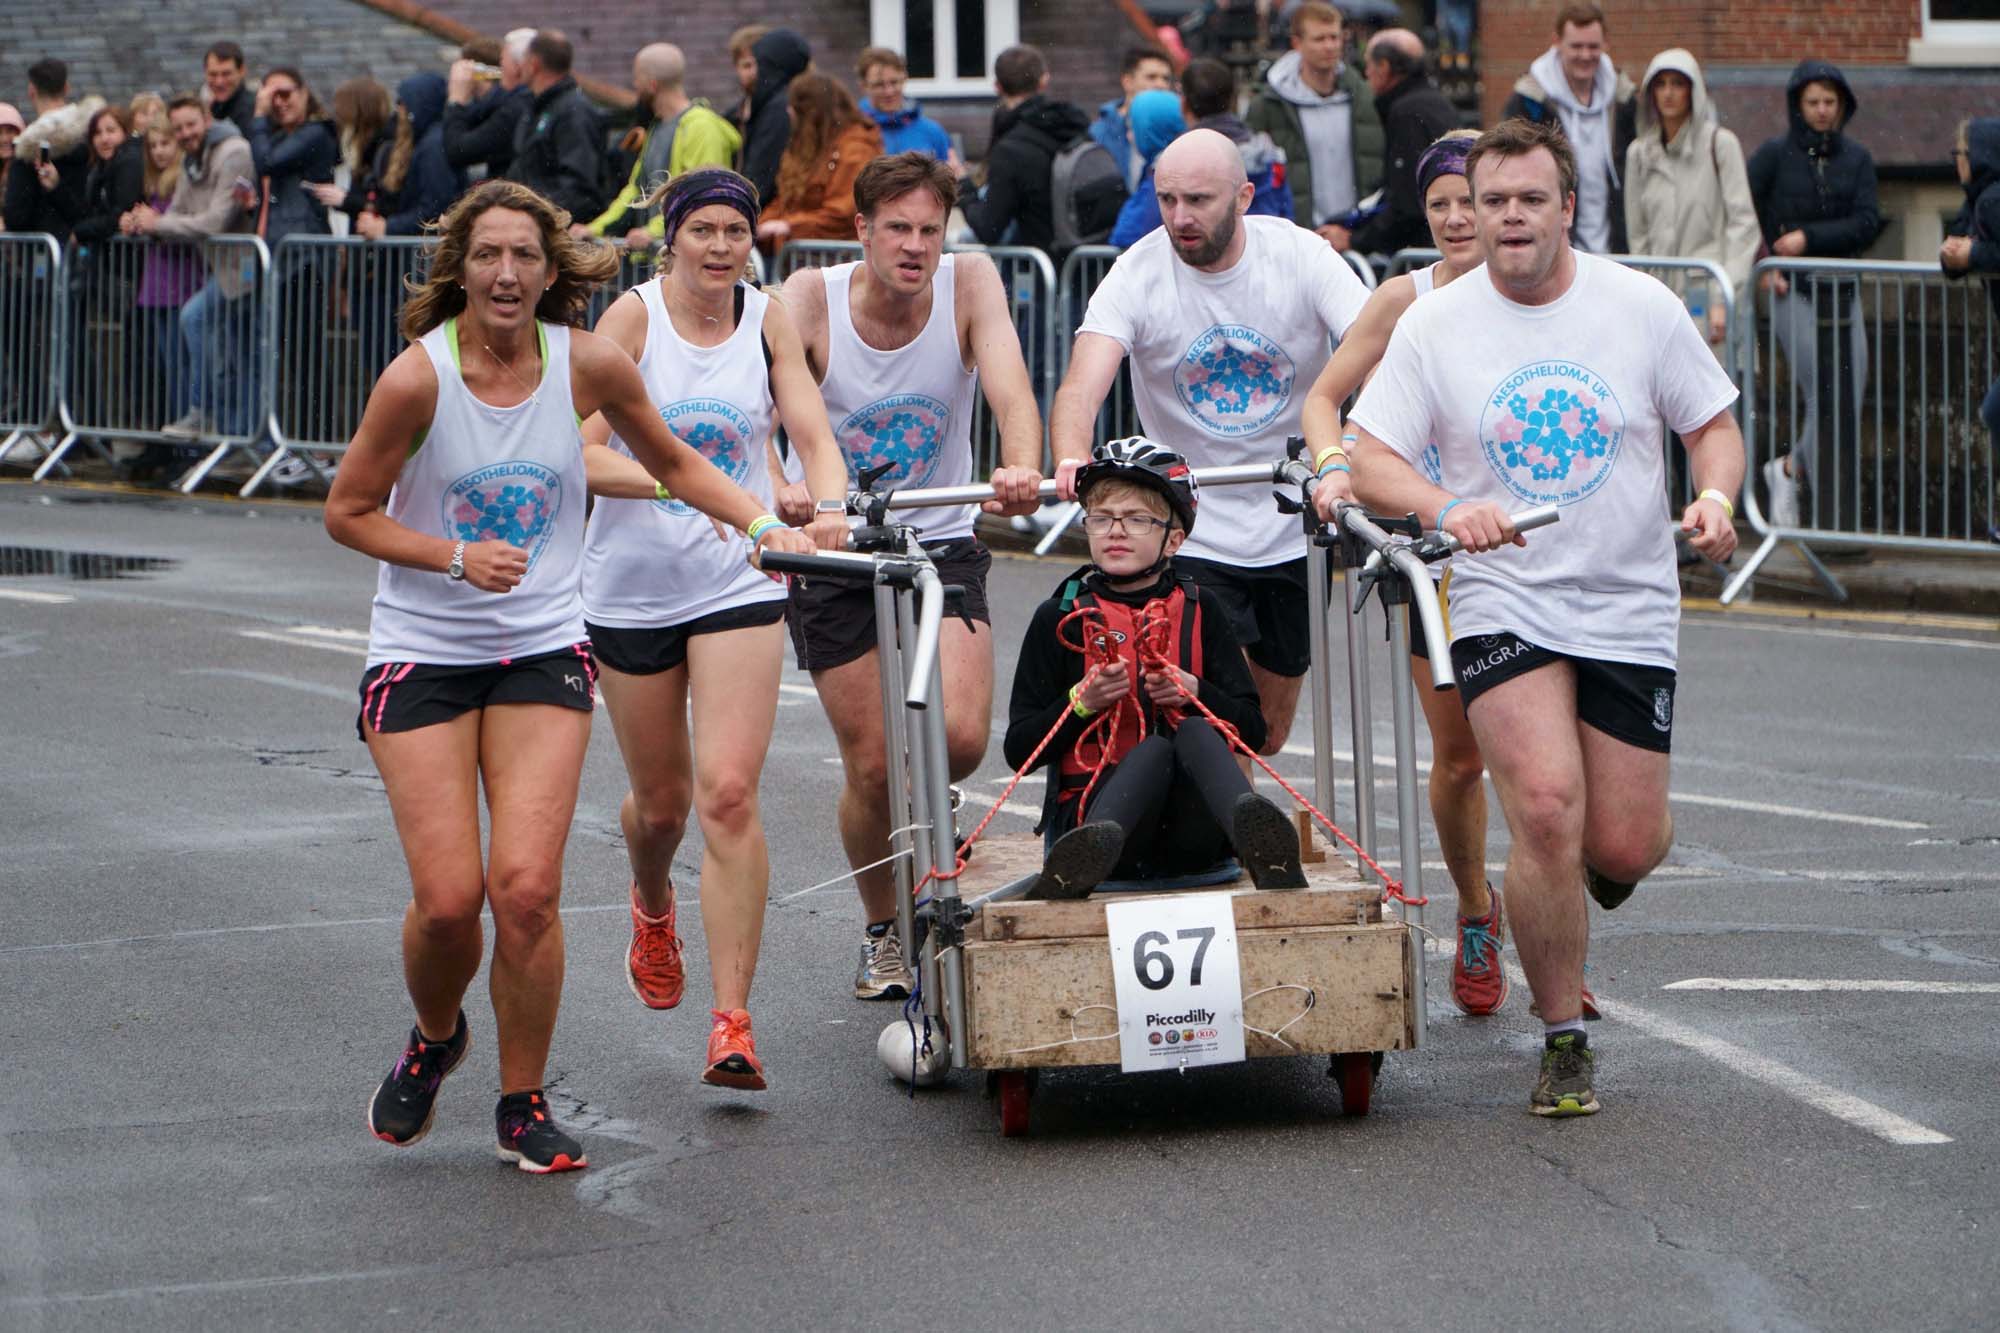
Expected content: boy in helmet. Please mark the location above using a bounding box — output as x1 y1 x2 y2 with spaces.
1002 439 1310 900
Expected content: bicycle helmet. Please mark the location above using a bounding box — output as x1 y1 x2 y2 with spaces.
1074 436 1199 536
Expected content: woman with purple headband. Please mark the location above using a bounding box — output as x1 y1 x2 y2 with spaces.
1299 128 1541 1023
578 166 849 1091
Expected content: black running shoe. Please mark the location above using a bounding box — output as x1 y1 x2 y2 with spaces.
495 1091 587 1173
367 1011 470 1146
1585 866 1638 911
1028 820 1126 900
1232 792 1308 891
1531 1031 1601 1117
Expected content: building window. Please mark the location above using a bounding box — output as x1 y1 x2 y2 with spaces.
1912 0 2000 62
869 0 1020 97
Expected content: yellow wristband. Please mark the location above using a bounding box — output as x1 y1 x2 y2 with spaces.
1068 683 1096 719
654 482 672 503
1311 444 1348 471
1697 489 1735 519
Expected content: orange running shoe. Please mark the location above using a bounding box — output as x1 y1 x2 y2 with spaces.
1451 883 1510 1016
626 880 685 1010
702 1009 766 1090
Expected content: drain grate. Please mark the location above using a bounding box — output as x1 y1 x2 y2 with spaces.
0 546 178 580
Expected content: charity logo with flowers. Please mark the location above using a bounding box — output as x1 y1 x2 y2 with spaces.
1480 362 1625 506
837 394 948 489
441 460 563 570
655 399 756 518
1174 324 1295 438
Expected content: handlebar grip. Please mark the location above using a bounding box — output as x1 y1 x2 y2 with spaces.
757 551 867 581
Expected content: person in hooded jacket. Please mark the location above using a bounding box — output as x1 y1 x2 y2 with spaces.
1179 58 1288 221
1244 1 1383 247
356 74 466 240
856 47 953 162
1942 117 2000 454
957 44 1092 256
738 28 811 212
1107 90 1185 249
1500 2 1637 254
1747 59 1882 533
1624 49 1759 351
5 60 101 241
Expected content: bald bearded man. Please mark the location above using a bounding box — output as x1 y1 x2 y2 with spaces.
581 42 741 246
1052 129 1370 753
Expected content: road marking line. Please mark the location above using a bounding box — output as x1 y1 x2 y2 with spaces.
1690 618 2000 653
777 682 818 698
182 668 352 700
1278 744 1925 830
240 628 363 655
955 789 1041 821
0 587 74 604
1502 963 1952 1145
284 624 371 642
1665 978 2000 994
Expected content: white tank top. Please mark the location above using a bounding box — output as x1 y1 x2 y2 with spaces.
1410 262 1438 298
581 281 783 629
365 320 587 667
814 255 978 543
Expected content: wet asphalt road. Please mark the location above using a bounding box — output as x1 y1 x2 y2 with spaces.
2 484 1997 1331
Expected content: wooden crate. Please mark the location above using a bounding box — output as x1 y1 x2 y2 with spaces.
950 831 1413 1072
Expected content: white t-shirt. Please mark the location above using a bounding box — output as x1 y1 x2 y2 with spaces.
1077 214 1370 567
1349 252 1737 668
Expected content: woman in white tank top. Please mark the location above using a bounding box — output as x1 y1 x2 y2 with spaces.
1295 131 1528 1020
574 169 848 1092
324 179 817 1174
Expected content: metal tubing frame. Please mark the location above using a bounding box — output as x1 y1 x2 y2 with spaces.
875 581 919 966
0 234 65 468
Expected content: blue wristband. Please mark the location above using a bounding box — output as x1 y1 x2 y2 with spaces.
1435 498 1466 529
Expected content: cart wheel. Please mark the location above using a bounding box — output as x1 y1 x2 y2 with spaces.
997 1071 1033 1137
1335 1052 1374 1117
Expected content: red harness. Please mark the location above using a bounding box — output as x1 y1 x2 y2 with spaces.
1055 584 1203 812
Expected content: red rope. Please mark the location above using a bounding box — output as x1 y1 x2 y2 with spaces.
920 596 1424 909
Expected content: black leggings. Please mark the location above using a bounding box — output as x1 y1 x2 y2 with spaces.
1057 718 1252 879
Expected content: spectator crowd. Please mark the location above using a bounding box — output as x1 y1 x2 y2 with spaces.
2 0 1994 487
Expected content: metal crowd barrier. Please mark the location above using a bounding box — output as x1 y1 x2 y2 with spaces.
1725 256 1999 604
0 233 63 467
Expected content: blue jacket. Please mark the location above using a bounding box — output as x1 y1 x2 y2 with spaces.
249 116 337 246
377 74 467 236
861 98 952 160
1089 98 1136 189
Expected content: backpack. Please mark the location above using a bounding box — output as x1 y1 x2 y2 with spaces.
1050 135 1128 252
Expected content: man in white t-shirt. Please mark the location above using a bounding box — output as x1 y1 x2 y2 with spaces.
1052 128 1370 754
1348 118 1742 1118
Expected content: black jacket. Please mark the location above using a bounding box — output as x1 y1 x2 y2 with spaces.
958 94 1092 254
68 136 144 245
444 85 530 177
3 108 94 241
210 84 256 137
250 116 337 247
508 76 605 222
739 29 811 208
1946 116 2000 321
1348 73 1460 256
1746 60 1882 260
1004 568 1268 783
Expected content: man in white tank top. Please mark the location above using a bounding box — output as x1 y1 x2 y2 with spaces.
1051 129 1371 758
778 152 1044 1000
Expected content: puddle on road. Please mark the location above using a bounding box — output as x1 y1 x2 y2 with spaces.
0 546 177 580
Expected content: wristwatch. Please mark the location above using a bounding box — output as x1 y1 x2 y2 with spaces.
447 540 466 581
814 498 847 516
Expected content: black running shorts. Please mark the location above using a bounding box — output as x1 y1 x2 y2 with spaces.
588 598 786 676
356 642 596 740
1448 631 1677 753
786 537 991 673
1173 553 1324 678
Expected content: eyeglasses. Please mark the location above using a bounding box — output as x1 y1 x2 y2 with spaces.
862 75 907 92
1082 512 1172 535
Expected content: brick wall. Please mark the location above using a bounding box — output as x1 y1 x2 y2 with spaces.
1477 0 1922 124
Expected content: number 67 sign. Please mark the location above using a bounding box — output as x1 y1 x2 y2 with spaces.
1104 893 1246 1072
